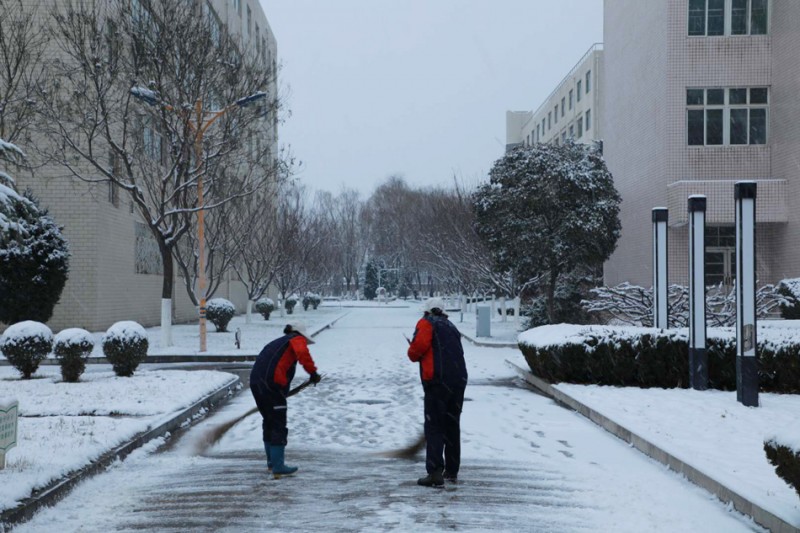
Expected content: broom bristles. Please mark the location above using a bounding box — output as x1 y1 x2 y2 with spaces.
194 406 258 455
377 432 425 459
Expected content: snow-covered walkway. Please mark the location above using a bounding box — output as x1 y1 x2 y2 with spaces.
15 307 761 532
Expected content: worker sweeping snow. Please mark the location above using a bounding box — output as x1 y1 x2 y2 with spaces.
250 321 322 478
407 297 468 488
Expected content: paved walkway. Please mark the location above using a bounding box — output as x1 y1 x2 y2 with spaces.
15 308 761 532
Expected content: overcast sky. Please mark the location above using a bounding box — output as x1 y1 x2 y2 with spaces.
261 1 603 196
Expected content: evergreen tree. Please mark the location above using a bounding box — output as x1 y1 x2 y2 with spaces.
364 260 378 300
473 141 621 324
0 139 70 324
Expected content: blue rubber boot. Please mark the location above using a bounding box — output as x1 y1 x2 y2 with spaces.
270 445 298 478
263 441 272 471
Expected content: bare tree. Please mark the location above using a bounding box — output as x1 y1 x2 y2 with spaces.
0 0 47 144
36 0 280 344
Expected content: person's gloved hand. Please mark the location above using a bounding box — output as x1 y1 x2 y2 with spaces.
310 372 322 385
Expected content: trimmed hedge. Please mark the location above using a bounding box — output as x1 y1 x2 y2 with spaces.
102 321 148 377
519 331 800 393
0 321 53 379
255 298 274 320
765 439 800 500
53 328 94 382
206 298 235 332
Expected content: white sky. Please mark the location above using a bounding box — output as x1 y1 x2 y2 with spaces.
260 0 604 195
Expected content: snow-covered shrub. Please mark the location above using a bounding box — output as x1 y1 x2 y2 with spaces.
0 321 53 379
765 435 800 500
518 324 800 392
284 296 298 314
255 298 275 320
0 140 70 324
302 293 322 311
53 328 94 382
778 278 800 319
102 321 148 377
206 298 235 332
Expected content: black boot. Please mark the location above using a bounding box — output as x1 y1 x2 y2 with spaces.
417 469 444 488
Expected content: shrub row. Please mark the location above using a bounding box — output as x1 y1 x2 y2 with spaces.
764 438 800 500
519 332 800 393
1 320 148 381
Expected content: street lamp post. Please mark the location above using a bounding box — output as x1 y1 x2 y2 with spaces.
131 87 267 352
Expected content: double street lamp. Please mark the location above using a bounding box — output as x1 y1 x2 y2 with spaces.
131 87 267 352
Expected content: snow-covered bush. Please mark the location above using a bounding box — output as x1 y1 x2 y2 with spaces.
765 434 800 500
0 139 70 324
284 296 298 314
53 328 94 382
518 324 800 393
102 321 148 377
255 298 275 320
778 278 800 319
206 298 235 332
302 293 321 311
0 321 53 379
583 282 788 327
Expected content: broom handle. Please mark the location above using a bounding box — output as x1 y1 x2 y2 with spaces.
235 375 319 423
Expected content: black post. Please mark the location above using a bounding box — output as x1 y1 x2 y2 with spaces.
735 182 759 407
652 208 669 329
688 196 707 390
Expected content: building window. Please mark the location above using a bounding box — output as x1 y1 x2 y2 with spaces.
577 80 582 102
561 131 567 143
585 109 592 130
586 70 591 93
577 116 583 138
542 118 546 134
689 0 767 36
561 97 565 117
234 0 241 17
569 89 574 110
143 122 162 161
554 105 558 124
687 87 768 146
536 124 540 140
548 112 551 130
569 124 574 138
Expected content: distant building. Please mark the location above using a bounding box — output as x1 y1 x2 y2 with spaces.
506 44 603 152
603 0 790 289
4 0 278 331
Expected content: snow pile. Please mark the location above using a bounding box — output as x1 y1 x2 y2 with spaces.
0 321 53 348
207 298 235 314
766 430 800 455
54 328 93 348
103 321 147 344
0 396 17 407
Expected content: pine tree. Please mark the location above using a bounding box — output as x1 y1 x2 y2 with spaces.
364 261 378 300
0 139 70 324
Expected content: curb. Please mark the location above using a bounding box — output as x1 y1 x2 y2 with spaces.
460 331 518 348
0 375 242 531
506 360 800 533
0 312 349 367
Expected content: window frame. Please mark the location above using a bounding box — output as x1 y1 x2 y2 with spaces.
686 87 768 146
688 0 769 36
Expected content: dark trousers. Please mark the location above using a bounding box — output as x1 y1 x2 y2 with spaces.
250 381 288 446
423 382 465 476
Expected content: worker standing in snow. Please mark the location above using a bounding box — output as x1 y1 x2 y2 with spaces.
250 321 321 478
407 297 469 487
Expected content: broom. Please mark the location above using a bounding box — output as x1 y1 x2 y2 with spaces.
195 375 322 455
377 334 426 459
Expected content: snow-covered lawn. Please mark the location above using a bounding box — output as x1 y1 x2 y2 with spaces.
0 367 237 511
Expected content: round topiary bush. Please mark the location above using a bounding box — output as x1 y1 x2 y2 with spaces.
102 321 148 377
285 296 298 315
311 294 321 310
207 298 236 332
302 295 312 311
53 328 94 382
255 298 275 320
0 321 53 379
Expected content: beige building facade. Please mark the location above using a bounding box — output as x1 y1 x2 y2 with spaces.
603 0 795 289
506 44 604 152
5 0 278 332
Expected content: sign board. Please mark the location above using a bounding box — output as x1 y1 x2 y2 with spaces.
0 400 19 469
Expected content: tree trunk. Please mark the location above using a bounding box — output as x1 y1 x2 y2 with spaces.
246 299 253 324
159 239 174 347
546 270 558 325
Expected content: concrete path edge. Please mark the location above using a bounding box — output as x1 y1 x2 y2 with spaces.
506 360 800 533
0 375 242 531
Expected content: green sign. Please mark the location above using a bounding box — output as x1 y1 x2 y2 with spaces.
0 400 18 453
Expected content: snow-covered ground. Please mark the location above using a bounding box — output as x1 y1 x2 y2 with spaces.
8 307 772 532
0 368 237 511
